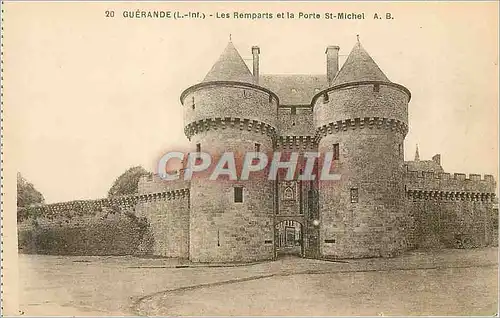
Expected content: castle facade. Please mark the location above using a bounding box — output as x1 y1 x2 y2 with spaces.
18 39 498 262
135 39 498 262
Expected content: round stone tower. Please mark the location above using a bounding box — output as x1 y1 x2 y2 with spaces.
180 41 278 262
313 40 411 258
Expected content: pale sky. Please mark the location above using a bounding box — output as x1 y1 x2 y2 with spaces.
5 1 499 203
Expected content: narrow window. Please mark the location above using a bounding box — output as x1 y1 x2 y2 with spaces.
195 143 202 164
323 93 329 103
254 143 261 161
243 90 247 98
234 186 243 203
350 188 359 203
374 84 380 92
192 96 195 110
291 107 296 115
332 143 340 160
398 144 402 156
254 143 261 153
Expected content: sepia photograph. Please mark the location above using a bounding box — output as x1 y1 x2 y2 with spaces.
1 1 499 316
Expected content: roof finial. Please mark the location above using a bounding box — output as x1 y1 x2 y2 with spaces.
356 34 360 43
415 144 420 161
229 33 232 42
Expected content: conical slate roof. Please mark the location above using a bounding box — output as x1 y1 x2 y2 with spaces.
332 40 390 86
203 41 254 83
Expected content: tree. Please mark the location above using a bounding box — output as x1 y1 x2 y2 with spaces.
108 166 150 197
17 173 45 208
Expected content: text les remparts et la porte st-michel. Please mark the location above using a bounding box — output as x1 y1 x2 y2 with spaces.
215 12 393 20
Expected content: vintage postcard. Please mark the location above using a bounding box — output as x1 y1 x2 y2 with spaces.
1 1 499 316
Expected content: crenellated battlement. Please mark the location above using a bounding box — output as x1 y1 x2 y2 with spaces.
405 170 495 183
138 174 190 195
17 188 190 222
315 117 408 141
405 169 496 197
184 117 277 140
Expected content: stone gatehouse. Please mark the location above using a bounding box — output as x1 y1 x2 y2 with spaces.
136 39 497 262
18 39 498 262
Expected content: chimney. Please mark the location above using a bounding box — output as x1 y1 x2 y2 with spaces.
326 45 340 86
252 46 260 84
432 154 441 165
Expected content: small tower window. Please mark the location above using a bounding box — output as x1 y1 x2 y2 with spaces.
234 186 243 203
323 93 329 103
350 188 359 203
192 96 195 110
373 84 380 92
332 143 340 160
195 143 202 164
399 144 402 156
254 143 261 153
253 143 261 161
291 107 296 115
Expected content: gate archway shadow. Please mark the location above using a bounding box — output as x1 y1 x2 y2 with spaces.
275 220 304 258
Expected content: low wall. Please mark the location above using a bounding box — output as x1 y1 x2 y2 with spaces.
18 209 148 255
18 184 191 257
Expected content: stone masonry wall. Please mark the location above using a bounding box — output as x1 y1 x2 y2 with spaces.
314 82 409 259
183 81 277 262
18 184 191 257
188 128 275 262
314 84 409 129
317 129 408 258
17 199 146 256
277 107 315 136
405 171 497 249
407 199 496 249
183 84 278 130
190 177 275 262
135 189 190 258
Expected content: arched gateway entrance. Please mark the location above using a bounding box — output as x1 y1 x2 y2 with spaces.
275 220 304 257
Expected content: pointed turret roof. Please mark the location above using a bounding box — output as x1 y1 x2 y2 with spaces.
203 41 254 83
332 38 390 86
